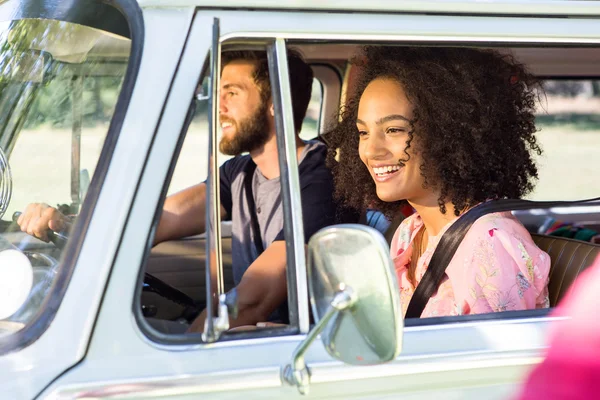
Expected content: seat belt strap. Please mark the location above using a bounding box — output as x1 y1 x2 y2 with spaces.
243 159 265 255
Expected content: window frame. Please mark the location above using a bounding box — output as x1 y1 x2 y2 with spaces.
200 37 312 339
133 9 600 349
265 38 311 334
135 37 314 345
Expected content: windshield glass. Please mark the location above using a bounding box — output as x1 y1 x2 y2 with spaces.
0 18 130 337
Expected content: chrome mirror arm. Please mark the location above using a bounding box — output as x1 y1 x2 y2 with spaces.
282 285 357 395
202 289 239 342
202 293 230 342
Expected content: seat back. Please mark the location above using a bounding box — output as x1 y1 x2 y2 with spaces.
531 234 600 307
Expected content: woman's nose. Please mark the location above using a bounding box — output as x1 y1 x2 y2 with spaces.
363 133 387 159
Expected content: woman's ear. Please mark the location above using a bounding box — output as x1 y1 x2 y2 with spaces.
269 103 275 117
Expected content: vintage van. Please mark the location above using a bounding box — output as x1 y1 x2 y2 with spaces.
1 0 600 398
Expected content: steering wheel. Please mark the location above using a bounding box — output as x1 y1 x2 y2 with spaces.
12 211 200 319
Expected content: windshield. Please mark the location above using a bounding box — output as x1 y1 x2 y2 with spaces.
0 18 130 337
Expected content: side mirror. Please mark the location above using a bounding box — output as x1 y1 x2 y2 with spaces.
282 224 403 395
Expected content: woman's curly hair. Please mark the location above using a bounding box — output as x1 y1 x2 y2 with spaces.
326 46 543 217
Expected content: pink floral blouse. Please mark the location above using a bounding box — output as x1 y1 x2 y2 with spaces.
390 211 550 318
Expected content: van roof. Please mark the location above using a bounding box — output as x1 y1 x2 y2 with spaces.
137 0 600 16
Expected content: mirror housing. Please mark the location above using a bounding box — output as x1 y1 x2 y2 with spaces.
282 224 403 395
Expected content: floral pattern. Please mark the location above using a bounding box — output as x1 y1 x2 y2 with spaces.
390 212 551 318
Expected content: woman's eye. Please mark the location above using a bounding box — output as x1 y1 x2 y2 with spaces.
357 130 368 138
386 127 407 134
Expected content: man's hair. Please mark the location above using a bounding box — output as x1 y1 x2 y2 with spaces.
221 49 313 131
327 46 543 216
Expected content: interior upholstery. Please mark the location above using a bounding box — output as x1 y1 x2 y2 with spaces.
531 234 600 307
143 236 234 320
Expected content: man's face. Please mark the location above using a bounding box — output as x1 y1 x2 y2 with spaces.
219 60 271 156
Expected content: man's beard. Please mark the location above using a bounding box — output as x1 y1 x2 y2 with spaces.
219 103 270 156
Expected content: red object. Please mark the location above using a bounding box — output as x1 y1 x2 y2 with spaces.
401 204 414 218
518 255 600 399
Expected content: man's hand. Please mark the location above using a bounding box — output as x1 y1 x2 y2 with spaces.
17 203 68 242
188 241 288 333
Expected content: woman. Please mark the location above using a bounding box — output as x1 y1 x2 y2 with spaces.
329 46 550 317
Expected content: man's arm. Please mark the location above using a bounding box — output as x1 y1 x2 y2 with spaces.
18 182 224 245
155 182 228 245
188 240 287 332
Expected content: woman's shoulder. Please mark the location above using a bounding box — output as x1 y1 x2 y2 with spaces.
460 211 549 267
468 211 531 240
448 211 551 314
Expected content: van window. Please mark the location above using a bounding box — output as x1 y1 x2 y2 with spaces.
167 98 209 196
530 79 600 201
0 18 131 336
299 78 323 141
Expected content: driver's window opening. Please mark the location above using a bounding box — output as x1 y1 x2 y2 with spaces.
0 17 132 338
140 44 333 339
137 40 600 343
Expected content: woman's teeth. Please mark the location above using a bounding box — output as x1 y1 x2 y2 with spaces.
373 165 400 176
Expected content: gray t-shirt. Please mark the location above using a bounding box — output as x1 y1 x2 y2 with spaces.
219 140 336 287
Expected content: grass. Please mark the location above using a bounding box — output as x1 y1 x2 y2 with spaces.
528 122 600 201
536 114 600 132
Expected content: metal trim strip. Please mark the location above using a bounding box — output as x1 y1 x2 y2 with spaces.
267 38 310 334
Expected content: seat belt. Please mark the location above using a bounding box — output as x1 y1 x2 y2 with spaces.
405 196 600 318
243 159 265 255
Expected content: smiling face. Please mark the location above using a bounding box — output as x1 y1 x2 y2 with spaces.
357 78 430 204
219 60 272 155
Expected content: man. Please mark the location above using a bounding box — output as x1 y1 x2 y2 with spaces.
17 49 338 332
